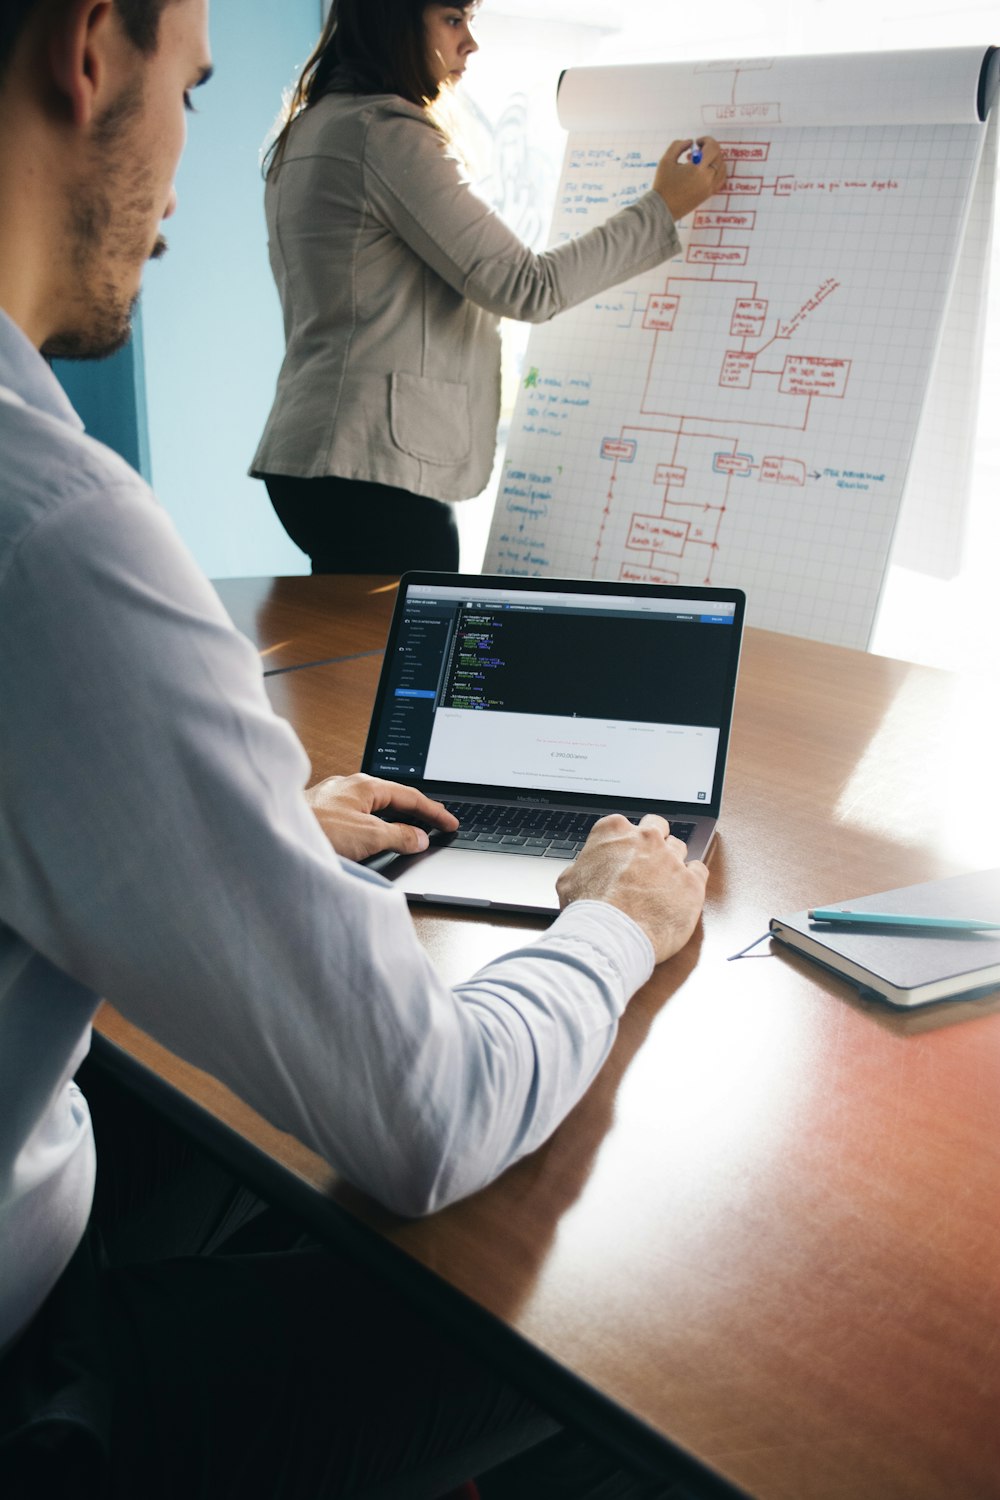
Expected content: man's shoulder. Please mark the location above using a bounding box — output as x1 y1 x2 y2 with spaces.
0 396 152 578
0 393 241 677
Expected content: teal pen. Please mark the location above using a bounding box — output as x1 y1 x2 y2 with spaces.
808 908 1000 931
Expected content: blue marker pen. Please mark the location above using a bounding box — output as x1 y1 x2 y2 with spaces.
689 139 703 165
808 908 1000 931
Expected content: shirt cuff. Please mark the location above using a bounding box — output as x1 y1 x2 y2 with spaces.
543 898 656 1003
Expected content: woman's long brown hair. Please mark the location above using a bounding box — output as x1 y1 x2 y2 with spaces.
264 1 477 176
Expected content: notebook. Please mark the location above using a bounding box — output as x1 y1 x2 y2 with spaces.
360 572 745 914
769 869 1000 1007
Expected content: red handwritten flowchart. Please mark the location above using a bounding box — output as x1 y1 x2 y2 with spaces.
595 118 858 584
487 50 991 645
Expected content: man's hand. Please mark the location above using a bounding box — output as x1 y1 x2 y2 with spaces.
556 814 708 965
653 137 727 222
305 773 458 863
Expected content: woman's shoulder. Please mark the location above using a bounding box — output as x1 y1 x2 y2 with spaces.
311 89 433 134
276 90 436 167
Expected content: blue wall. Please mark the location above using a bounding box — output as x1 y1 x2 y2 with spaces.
137 0 322 577
53 309 151 482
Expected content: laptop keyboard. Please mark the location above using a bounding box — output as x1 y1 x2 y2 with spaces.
441 801 695 859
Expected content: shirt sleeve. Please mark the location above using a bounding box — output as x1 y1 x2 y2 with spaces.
361 105 682 323
0 474 654 1216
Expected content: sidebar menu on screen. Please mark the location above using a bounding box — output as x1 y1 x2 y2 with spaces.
368 606 454 778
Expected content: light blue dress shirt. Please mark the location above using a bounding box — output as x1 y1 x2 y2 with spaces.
0 309 653 1352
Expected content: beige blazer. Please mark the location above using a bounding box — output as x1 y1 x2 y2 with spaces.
251 91 681 502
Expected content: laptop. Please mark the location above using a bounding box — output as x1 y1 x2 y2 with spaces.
360 572 746 914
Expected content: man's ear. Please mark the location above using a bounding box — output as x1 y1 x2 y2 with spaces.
47 0 116 127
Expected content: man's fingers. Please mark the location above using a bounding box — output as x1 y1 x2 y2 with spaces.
416 795 459 831
384 821 431 855
365 780 458 840
636 814 689 854
590 812 691 848
375 782 458 831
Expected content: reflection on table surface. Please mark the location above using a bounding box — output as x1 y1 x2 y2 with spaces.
99 582 1000 1500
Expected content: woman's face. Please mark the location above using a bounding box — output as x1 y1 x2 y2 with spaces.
423 4 479 89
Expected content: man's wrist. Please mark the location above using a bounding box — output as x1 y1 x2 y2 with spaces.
549 898 656 995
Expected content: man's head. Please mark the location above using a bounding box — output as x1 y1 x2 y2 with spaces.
0 0 212 359
0 0 176 79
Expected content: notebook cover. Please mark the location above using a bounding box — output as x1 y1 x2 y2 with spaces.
769 868 1000 1006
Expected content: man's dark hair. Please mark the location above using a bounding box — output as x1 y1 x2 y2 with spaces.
264 0 478 176
0 0 175 82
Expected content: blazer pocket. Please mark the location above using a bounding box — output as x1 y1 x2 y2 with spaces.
390 373 471 465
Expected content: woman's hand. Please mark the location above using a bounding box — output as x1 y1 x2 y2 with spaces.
653 137 727 222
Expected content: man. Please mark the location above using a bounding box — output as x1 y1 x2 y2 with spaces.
0 1 709 1494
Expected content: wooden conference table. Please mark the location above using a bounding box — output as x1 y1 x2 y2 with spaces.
96 575 1000 1500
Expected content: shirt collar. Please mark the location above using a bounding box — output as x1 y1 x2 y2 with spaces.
0 307 85 433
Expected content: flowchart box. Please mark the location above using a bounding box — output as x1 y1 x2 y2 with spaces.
689 245 749 266
601 437 637 461
780 356 851 398
720 351 755 388
760 456 807 485
731 298 768 336
619 564 680 586
704 102 781 126
713 452 753 477
626 514 690 556
654 463 687 487
721 142 770 161
723 176 764 196
643 294 680 331
694 210 757 230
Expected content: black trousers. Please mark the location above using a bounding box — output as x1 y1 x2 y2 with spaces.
0 1061 695 1500
264 474 461 574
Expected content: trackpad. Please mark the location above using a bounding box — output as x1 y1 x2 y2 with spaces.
386 847 570 914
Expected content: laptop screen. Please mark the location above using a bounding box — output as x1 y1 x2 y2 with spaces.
362 576 745 815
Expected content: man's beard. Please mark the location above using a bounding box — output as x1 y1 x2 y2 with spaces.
42 82 166 362
42 289 140 363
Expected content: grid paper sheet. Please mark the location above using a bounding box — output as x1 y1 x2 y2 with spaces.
483 48 998 649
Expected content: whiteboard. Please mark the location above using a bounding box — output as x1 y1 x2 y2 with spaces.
484 47 999 648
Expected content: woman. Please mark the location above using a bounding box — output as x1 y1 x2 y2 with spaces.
251 1 725 573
